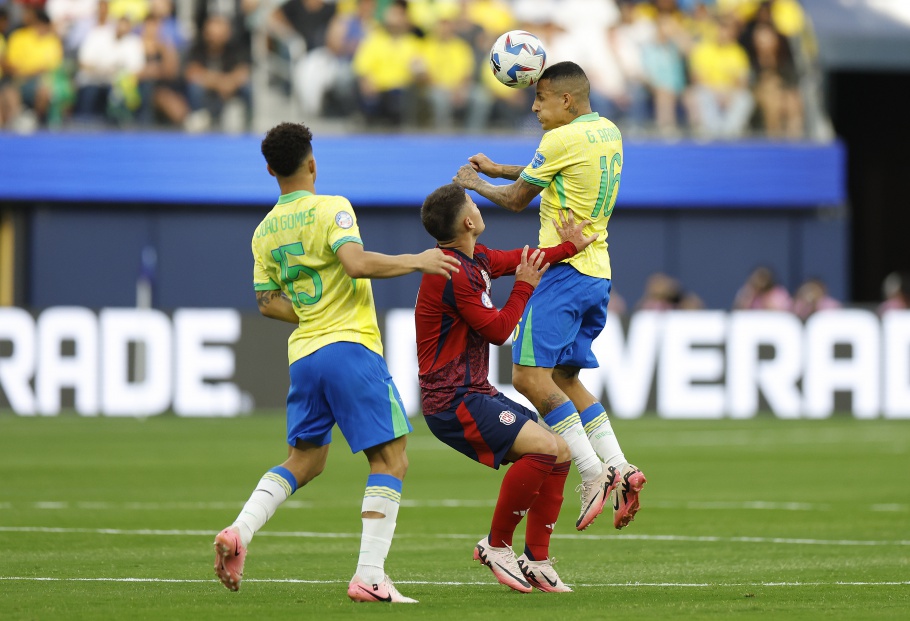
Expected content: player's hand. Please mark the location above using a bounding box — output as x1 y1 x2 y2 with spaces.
553 210 598 252
454 164 481 190
416 248 460 279
514 245 549 288
468 153 498 177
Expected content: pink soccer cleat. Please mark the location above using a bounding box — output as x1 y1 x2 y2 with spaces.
473 536 532 593
613 464 647 529
347 575 418 603
575 464 621 531
213 527 246 591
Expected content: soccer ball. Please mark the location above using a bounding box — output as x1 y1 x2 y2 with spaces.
489 30 547 88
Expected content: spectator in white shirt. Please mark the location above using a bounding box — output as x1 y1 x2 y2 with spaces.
74 10 145 123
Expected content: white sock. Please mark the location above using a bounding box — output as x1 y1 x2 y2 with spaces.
580 403 627 469
231 466 297 548
356 475 402 585
543 402 603 482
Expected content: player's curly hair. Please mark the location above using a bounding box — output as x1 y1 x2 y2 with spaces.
260 122 314 178
421 183 468 242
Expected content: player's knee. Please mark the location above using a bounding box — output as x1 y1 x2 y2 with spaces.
511 365 541 398
539 432 559 457
526 424 558 457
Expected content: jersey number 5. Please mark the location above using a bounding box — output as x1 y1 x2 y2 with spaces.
591 153 622 219
270 242 323 307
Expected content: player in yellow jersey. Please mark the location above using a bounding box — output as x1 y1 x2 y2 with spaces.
454 62 647 532
213 122 458 603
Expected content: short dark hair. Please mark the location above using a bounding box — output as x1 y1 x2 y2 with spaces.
260 122 313 178
421 183 468 242
539 61 590 101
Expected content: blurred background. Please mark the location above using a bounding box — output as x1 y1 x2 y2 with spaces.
0 0 909 418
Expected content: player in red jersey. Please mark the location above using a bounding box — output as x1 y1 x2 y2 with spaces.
415 183 596 593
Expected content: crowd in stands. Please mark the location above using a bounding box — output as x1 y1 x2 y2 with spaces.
0 0 817 136
614 266 910 319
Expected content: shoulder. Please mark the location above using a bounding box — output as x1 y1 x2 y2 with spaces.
473 244 495 264
316 195 355 217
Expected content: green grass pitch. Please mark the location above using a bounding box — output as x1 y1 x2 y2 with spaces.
1 414 908 620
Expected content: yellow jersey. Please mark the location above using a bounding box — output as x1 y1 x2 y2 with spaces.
520 112 622 279
690 40 750 89
421 36 475 89
252 191 382 365
5 27 63 77
352 29 422 91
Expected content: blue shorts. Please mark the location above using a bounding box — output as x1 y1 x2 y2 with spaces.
424 392 538 470
286 342 412 454
511 264 611 369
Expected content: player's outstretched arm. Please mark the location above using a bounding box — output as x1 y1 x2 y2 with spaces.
454 164 542 213
255 290 299 324
336 243 460 280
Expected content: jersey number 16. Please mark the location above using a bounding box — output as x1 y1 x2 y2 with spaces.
591 153 622 219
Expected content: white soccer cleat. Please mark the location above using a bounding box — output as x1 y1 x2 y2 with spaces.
347 574 418 603
575 464 621 530
517 554 573 593
473 536 532 593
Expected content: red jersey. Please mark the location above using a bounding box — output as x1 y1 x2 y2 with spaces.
415 241 577 415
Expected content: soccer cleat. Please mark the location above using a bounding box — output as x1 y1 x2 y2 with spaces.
517 554 573 593
347 575 418 603
613 464 648 529
473 536 533 593
213 527 246 591
574 464 621 530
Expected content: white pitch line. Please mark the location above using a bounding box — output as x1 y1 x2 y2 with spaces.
0 577 907 588
3 500 907 512
1 526 908 547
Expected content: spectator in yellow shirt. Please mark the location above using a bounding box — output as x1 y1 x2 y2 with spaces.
688 16 754 138
421 13 475 130
0 7 64 129
352 0 424 127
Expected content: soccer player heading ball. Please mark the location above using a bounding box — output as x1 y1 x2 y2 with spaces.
454 61 647 533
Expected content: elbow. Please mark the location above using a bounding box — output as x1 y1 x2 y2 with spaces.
343 264 369 279
488 329 511 346
504 199 527 213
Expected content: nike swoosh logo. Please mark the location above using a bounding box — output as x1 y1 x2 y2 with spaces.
358 586 392 602
543 574 559 587
494 562 529 586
